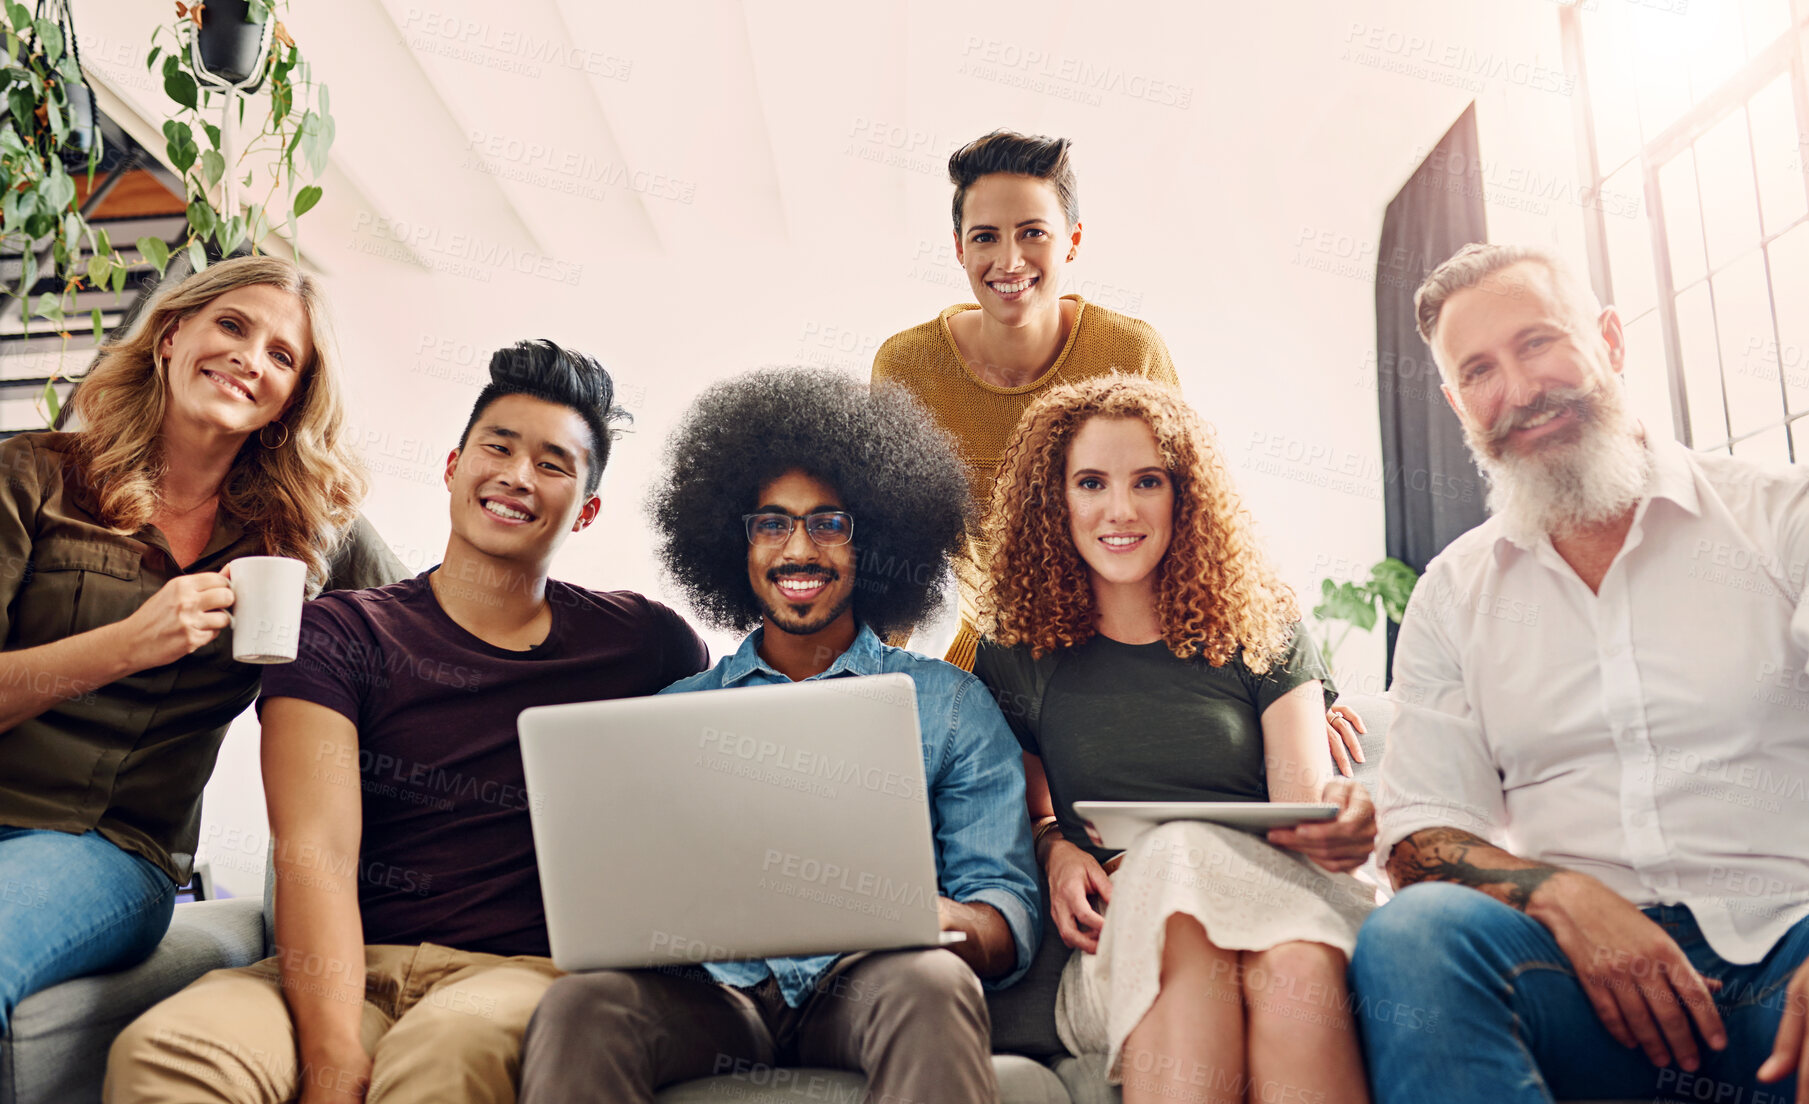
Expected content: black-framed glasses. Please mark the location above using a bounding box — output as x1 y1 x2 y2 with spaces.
742 510 855 547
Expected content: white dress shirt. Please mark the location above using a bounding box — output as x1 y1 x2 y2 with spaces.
1380 433 1809 963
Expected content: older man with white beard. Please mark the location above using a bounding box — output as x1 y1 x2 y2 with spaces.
1349 243 1809 1104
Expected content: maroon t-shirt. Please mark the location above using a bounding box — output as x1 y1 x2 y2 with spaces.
257 571 708 957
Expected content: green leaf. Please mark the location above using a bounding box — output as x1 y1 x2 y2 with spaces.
185 198 215 240
291 184 321 217
218 213 245 254
166 126 198 173
61 210 78 246
146 44 161 72
186 237 206 273
1370 558 1420 623
246 0 271 22
90 307 102 343
41 378 58 422
85 253 108 288
308 112 335 176
0 121 25 154
31 289 59 322
110 259 126 294
163 65 197 111
136 235 170 276
43 89 62 140
201 148 224 186
92 225 110 256
9 87 33 131
18 247 34 292
31 18 59 66
203 122 220 149
38 167 73 212
1312 580 1378 633
5 4 29 34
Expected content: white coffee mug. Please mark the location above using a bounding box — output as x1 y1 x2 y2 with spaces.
229 556 306 664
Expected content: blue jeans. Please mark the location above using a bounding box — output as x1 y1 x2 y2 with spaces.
0 827 176 1034
1351 882 1806 1103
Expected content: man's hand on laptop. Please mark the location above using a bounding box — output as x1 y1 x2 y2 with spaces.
935 896 1014 978
1529 870 1727 1072
1757 956 1809 1096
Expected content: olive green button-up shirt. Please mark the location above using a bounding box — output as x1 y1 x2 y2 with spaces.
0 432 407 884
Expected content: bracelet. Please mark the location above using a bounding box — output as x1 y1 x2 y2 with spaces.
1032 817 1063 851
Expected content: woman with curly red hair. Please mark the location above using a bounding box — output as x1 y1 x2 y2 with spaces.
973 375 1377 1104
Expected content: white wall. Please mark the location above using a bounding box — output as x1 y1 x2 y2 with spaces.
60 0 1601 897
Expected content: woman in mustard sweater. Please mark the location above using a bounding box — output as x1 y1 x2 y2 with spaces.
873 129 1365 764
872 129 1179 671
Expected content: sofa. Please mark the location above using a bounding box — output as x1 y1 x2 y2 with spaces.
1 694 1660 1103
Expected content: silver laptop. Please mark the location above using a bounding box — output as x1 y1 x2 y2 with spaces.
518 673 960 972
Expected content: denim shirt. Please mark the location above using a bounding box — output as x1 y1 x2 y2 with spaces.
658 624 1041 1006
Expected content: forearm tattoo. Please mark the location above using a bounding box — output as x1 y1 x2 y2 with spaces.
1388 827 1562 910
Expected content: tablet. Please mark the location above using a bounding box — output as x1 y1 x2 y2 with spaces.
1071 800 1339 850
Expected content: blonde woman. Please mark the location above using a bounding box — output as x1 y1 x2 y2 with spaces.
973 375 1377 1104
0 256 402 1029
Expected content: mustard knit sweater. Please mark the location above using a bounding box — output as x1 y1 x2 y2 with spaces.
871 294 1180 669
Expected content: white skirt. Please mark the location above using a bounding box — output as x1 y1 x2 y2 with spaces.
1054 820 1379 1081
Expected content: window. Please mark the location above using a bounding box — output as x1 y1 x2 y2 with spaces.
1568 0 1809 459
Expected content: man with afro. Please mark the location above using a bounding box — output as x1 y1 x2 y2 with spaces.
519 367 1041 1104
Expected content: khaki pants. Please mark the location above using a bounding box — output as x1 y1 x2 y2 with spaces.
104 943 562 1104
518 949 997 1104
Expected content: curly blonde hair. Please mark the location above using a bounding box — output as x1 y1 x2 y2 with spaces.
67 256 367 593
974 374 1299 672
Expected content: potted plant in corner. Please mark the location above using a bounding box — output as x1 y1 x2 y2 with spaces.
1312 556 1419 671
142 0 333 278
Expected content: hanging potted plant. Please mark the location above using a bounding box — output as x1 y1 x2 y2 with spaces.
192 0 273 89
143 0 333 277
0 0 134 340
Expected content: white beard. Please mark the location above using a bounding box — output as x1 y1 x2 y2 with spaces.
1465 380 1652 546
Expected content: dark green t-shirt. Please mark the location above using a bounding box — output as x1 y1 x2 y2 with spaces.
974 628 1335 864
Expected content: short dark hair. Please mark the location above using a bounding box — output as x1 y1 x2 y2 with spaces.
458 340 629 496
948 129 1079 235
649 367 972 637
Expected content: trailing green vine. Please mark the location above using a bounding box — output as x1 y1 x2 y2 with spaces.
0 1 131 335
143 0 334 277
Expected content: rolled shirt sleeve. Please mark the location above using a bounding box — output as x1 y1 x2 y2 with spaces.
930 674 1043 989
1375 568 1510 870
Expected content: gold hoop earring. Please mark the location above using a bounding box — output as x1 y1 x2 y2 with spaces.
260 421 289 449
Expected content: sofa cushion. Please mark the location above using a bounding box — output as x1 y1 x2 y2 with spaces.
656 1055 1069 1103
0 898 266 1104
984 869 1071 1058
